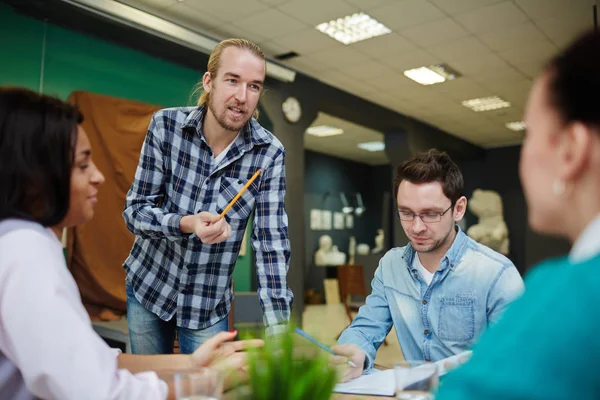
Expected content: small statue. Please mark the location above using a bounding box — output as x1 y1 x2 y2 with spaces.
372 229 385 254
330 246 347 265
314 235 333 266
357 243 370 255
348 236 356 265
467 189 510 255
314 235 347 266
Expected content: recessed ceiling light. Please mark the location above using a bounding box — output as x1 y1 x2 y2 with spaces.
306 125 344 137
404 64 461 86
357 141 385 152
462 96 511 112
505 121 526 131
316 12 391 45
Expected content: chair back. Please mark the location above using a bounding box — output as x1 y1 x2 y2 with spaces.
337 264 368 305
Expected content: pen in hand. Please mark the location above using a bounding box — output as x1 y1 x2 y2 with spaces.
294 327 358 368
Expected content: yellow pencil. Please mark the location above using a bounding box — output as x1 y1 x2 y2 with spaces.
220 169 262 218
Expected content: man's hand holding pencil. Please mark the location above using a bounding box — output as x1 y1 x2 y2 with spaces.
179 169 262 244
180 211 232 244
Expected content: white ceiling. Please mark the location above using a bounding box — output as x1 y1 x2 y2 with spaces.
117 0 596 163
305 113 388 165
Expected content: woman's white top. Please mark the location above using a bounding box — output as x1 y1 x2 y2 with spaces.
0 219 168 400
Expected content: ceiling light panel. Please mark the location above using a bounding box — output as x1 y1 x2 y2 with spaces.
306 125 344 137
404 64 461 85
357 141 385 151
462 96 511 112
505 121 526 131
316 13 391 45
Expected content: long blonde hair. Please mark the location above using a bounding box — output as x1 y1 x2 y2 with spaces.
197 38 265 120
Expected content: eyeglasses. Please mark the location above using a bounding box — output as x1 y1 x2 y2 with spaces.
397 204 453 223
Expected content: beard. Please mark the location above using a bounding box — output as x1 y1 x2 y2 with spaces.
409 225 455 254
208 96 254 133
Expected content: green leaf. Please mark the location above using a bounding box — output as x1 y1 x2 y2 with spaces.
243 323 337 400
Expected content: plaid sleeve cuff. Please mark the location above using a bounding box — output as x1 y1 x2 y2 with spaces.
164 213 183 236
265 323 287 337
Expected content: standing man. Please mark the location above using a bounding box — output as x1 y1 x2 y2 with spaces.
123 39 292 355
334 150 524 381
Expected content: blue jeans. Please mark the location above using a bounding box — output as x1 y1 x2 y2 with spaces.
125 283 228 354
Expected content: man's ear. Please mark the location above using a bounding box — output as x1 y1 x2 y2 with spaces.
202 71 212 94
453 196 467 221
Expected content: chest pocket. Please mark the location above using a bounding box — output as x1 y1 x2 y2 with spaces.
216 176 258 220
438 295 475 342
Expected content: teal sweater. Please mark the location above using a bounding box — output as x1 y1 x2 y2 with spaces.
436 253 600 400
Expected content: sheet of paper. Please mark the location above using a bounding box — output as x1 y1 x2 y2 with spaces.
435 350 473 376
332 351 473 396
345 214 353 229
321 210 332 230
333 369 395 396
310 209 322 230
334 212 345 230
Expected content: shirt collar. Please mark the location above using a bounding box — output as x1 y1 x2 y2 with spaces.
569 214 600 263
402 225 469 270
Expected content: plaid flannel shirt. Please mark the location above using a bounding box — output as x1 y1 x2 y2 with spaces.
123 106 293 335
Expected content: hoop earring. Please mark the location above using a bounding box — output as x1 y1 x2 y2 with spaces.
553 180 566 196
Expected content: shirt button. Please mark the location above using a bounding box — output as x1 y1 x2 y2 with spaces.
451 263 455 268
425 358 431 362
424 329 429 335
422 300 428 305
413 274 418 279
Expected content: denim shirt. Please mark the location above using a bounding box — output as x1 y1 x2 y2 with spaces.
338 227 524 371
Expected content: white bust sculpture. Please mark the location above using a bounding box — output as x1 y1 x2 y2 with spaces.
356 243 370 255
330 246 347 265
466 189 510 255
372 229 385 254
314 235 347 266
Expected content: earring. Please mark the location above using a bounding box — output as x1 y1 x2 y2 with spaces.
553 180 566 196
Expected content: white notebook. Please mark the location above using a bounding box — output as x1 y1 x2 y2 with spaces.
333 369 395 396
333 351 473 396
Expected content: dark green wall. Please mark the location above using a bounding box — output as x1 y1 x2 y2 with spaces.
0 2 255 291
0 3 199 106
303 150 391 296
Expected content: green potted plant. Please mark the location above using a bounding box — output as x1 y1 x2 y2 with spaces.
235 324 339 400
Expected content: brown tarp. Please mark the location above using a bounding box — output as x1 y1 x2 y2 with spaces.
66 91 161 321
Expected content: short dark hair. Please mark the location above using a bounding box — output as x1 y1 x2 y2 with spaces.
393 149 464 204
545 30 600 128
0 87 82 226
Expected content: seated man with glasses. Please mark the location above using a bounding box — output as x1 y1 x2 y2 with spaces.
333 149 524 381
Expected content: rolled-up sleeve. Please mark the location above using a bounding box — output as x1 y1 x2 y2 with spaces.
123 113 184 241
251 149 293 335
